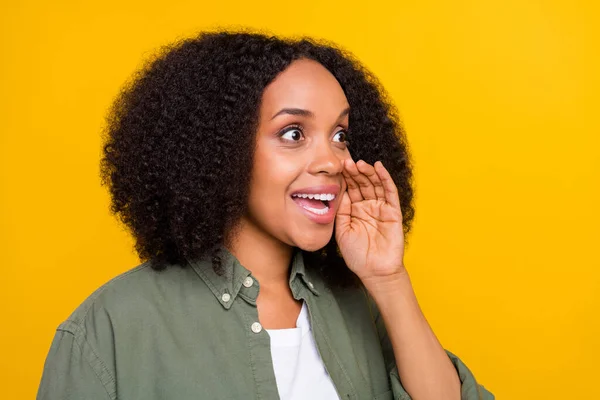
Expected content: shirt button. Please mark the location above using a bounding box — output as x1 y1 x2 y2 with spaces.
307 281 314 289
251 322 262 333
221 293 231 303
243 276 254 288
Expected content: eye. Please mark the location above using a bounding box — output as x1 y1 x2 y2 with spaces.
278 125 304 142
333 129 349 144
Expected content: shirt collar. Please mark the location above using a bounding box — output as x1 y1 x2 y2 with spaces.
186 245 319 310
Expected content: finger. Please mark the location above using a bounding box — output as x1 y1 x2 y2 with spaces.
342 160 364 203
346 159 377 200
356 160 385 201
375 161 401 209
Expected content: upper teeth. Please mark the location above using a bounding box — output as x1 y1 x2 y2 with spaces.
292 193 336 201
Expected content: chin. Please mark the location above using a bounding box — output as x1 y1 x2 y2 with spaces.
292 230 333 252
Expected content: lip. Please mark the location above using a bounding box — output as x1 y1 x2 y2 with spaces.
290 184 341 197
290 184 341 225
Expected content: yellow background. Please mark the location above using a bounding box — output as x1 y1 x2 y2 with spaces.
1 0 598 398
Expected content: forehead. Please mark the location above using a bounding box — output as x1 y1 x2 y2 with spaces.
260 58 349 116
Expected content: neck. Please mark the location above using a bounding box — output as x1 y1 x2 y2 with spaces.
225 216 293 287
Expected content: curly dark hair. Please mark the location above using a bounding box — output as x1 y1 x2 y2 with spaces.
100 29 415 288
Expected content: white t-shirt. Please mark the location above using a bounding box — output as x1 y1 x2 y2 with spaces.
266 301 340 400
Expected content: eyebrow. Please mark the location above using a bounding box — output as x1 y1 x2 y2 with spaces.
270 107 350 121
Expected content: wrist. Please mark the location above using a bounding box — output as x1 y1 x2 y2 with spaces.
361 268 414 301
361 265 409 288
362 268 425 325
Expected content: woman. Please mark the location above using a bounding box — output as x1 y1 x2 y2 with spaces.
37 31 494 399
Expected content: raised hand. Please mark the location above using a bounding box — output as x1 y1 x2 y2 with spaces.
335 158 406 282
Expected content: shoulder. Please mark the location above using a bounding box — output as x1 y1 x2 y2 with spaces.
56 260 205 337
59 262 150 329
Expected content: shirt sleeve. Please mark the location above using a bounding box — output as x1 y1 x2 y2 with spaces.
37 325 116 400
364 290 495 400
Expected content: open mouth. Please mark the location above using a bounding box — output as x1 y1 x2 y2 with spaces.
291 194 334 216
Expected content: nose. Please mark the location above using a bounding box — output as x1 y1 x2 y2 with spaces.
307 140 344 176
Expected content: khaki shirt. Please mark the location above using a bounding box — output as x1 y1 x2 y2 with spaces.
37 246 494 399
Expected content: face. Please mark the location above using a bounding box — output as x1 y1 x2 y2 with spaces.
242 58 351 252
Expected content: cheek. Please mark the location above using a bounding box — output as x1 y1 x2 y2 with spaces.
248 150 302 214
245 150 303 243
252 150 300 189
